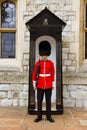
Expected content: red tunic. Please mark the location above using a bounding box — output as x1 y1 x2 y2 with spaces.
32 60 55 89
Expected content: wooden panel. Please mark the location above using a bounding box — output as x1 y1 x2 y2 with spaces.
28 41 35 110
56 41 63 112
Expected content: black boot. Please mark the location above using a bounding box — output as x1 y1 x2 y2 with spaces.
47 117 55 123
34 117 42 122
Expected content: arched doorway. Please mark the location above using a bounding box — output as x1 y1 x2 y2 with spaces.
35 36 56 109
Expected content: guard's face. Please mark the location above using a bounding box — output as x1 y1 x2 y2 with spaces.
42 55 48 60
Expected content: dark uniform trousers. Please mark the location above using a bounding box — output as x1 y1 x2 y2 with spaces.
37 88 52 119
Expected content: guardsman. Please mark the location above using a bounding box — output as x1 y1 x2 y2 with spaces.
32 41 55 123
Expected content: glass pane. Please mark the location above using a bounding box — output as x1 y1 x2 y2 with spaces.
85 32 87 58
1 33 15 58
1 2 16 28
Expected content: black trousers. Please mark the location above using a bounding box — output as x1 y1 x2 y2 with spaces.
37 88 52 119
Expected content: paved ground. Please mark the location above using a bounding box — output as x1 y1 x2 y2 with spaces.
0 107 87 130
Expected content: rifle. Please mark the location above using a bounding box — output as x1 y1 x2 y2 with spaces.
36 61 40 86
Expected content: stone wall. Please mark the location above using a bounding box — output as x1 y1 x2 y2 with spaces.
0 0 87 109
24 0 87 109
25 0 77 73
22 53 29 72
63 85 87 108
0 84 28 106
0 69 28 106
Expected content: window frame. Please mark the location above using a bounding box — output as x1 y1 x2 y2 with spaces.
0 0 17 59
84 1 87 59
74 0 87 72
78 0 86 67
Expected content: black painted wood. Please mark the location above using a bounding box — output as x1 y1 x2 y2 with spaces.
28 41 35 111
56 41 63 114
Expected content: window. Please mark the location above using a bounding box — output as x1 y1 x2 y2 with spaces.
0 1 16 58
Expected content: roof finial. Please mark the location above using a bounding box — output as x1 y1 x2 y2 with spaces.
45 6 48 9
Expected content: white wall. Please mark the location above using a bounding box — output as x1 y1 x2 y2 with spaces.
35 36 56 104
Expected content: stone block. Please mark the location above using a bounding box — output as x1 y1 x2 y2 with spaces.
67 85 77 91
13 92 19 98
25 31 30 37
60 0 66 5
77 86 87 91
0 92 7 98
56 5 64 11
26 0 33 4
13 100 19 106
0 84 10 91
62 43 70 48
55 12 62 20
66 0 72 5
23 60 29 66
52 0 60 4
25 37 29 42
34 0 45 4
23 54 29 60
49 5 57 11
69 16 76 21
63 16 69 21
62 66 66 72
64 5 71 11
76 100 83 107
62 32 75 43
63 99 75 107
10 84 24 91
63 25 72 31
69 53 76 60
8 91 13 99
19 100 25 106
77 91 87 99
63 85 67 92
63 92 69 99
83 100 87 108
66 21 72 25
67 11 76 16
72 21 79 31
70 91 77 99
67 66 76 72
1 99 12 106
77 86 84 90
24 84 28 91
20 92 28 99
64 60 72 65
23 66 29 71
62 53 68 59
62 48 69 53
23 11 29 16
83 86 87 91
25 100 28 106
72 61 76 65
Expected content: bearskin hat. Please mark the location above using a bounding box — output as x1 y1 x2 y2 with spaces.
39 41 51 56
